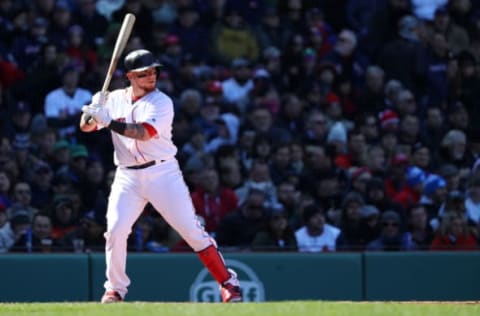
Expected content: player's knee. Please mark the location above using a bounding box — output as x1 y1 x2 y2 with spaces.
182 230 212 251
104 225 131 242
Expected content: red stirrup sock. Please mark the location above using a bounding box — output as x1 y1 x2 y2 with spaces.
197 245 231 284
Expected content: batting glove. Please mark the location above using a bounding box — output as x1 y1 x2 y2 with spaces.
91 91 109 106
82 104 112 127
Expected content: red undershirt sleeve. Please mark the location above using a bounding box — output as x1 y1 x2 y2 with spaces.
142 122 158 137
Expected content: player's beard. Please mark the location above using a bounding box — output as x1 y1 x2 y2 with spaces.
138 79 156 93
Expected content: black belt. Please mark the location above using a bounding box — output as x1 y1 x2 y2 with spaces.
125 160 164 169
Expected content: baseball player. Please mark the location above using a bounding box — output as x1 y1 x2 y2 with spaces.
79 49 242 303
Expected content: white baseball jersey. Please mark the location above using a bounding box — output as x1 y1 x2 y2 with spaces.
102 88 178 167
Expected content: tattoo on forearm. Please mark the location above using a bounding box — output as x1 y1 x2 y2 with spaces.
108 121 149 140
124 123 147 140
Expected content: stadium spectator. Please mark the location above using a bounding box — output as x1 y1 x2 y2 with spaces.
169 5 211 63
394 90 418 117
49 195 78 240
44 64 92 141
210 4 259 65
420 106 447 155
358 66 386 114
268 142 295 185
6 181 39 221
62 209 106 253
419 174 448 225
411 143 432 172
10 17 50 71
438 163 461 191
56 144 89 191
446 102 469 132
365 146 387 178
357 204 382 248
295 203 341 252
215 145 244 191
252 207 298 252
384 153 410 200
80 156 107 214
221 58 254 115
64 24 98 73
424 31 451 109
377 15 428 95
249 68 282 116
73 0 110 47
366 210 414 251
335 192 368 250
190 167 238 234
20 42 61 113
3 100 32 146
235 159 278 208
246 105 291 146
365 177 405 215
205 113 240 154
28 160 54 210
10 212 61 253
405 203 434 250
278 0 306 35
437 129 469 172
302 109 330 146
325 29 369 88
48 1 75 50
273 93 305 140
215 188 269 250
430 212 477 250
255 6 291 52
430 5 470 55
275 180 300 222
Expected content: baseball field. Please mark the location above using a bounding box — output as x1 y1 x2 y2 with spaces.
0 301 478 316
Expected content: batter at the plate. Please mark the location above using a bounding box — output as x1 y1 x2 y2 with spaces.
79 49 242 304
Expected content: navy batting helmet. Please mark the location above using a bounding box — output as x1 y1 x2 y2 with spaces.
124 49 161 72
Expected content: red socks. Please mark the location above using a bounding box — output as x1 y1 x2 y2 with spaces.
197 245 230 284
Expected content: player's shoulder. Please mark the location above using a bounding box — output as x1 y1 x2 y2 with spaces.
145 89 173 105
109 88 128 99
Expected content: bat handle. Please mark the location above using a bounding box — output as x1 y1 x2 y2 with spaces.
97 91 109 105
101 72 113 94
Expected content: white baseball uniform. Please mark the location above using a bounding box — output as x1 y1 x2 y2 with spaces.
99 87 214 298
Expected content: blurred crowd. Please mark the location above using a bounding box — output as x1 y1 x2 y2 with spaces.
1 0 480 253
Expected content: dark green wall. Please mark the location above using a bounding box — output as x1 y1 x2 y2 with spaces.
0 254 90 302
364 252 480 301
0 252 479 302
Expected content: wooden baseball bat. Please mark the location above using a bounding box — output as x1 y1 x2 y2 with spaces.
101 13 136 94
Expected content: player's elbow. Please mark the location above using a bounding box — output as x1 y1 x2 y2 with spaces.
139 133 154 141
141 123 157 141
